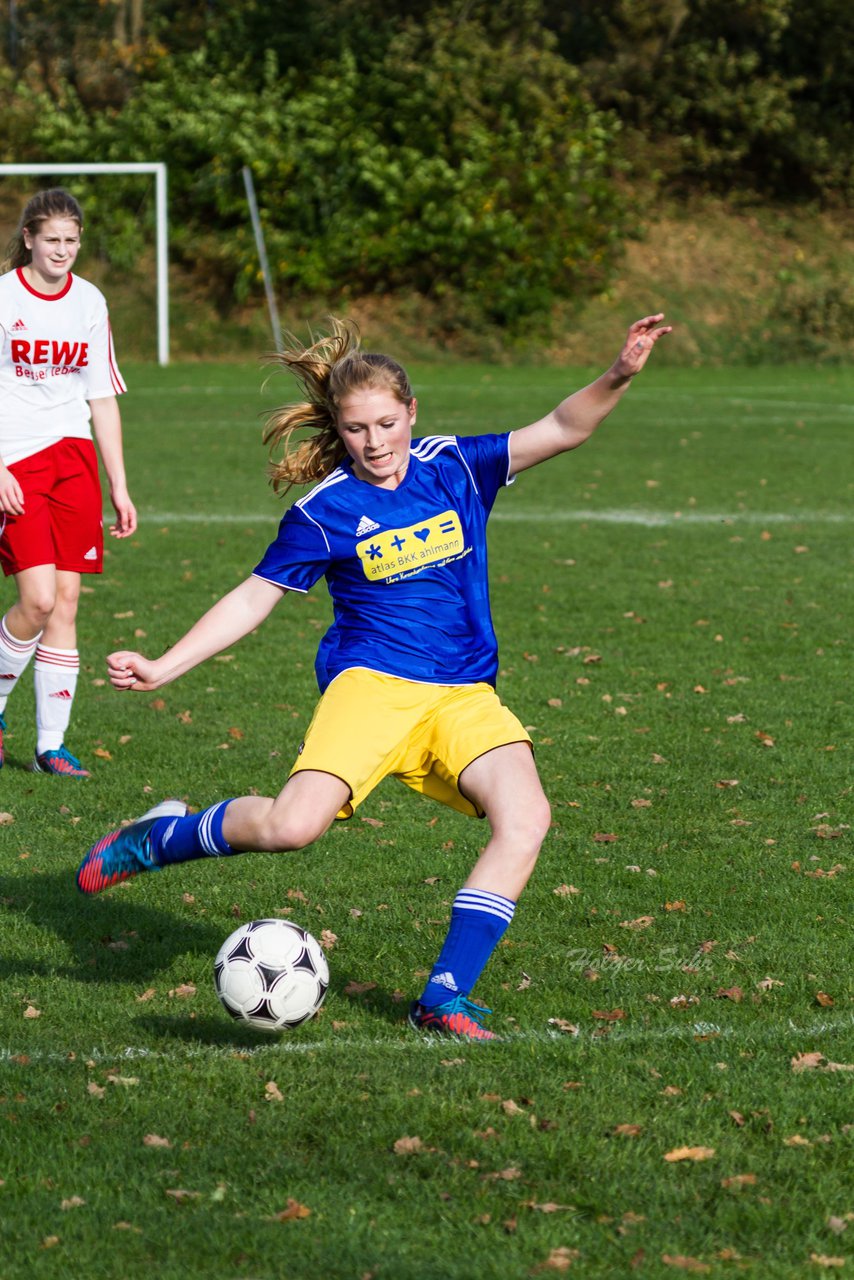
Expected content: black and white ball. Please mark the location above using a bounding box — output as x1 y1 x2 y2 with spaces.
214 919 329 1031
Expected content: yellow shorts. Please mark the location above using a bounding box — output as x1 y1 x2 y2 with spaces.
290 667 531 819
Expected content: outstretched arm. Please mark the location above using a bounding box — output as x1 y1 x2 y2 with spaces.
508 314 672 476
108 574 287 692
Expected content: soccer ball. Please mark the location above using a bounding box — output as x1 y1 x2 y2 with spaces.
214 919 329 1032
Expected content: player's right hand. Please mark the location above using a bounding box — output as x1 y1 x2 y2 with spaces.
107 650 161 692
0 466 25 516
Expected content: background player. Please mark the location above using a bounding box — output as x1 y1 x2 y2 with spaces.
0 187 136 776
76 313 670 1038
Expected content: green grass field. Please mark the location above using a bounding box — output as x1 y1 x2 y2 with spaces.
0 359 851 1279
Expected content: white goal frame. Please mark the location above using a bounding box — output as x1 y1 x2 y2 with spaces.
0 162 169 365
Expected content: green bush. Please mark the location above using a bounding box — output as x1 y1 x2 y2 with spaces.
2 15 627 332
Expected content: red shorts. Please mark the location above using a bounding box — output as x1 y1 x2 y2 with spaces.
0 438 103 577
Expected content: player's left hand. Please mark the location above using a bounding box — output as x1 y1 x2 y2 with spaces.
109 488 138 538
612 314 672 380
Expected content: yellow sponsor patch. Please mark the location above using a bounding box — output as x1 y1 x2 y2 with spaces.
356 509 467 582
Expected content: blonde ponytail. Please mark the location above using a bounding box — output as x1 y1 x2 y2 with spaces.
264 318 414 494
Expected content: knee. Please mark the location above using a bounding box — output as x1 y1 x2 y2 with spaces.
20 591 56 630
523 793 552 851
258 809 334 852
53 590 80 621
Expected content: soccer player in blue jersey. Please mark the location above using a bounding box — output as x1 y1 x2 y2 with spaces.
76 313 670 1040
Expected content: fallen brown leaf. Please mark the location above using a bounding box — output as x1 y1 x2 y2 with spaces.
661 1255 711 1273
663 1146 715 1163
270 1198 311 1222
393 1136 425 1155
721 1173 757 1188
534 1246 581 1271
548 1018 579 1036
344 980 377 996
791 1052 827 1073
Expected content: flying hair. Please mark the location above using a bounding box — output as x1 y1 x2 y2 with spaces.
2 188 84 273
263 318 414 493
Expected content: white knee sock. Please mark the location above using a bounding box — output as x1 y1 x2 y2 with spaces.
0 613 41 714
34 645 79 753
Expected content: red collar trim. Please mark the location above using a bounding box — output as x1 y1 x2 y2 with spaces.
16 267 74 301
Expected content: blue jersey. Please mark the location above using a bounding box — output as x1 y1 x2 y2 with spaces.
253 433 514 692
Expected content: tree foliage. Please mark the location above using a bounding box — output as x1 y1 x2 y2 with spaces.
0 0 850 329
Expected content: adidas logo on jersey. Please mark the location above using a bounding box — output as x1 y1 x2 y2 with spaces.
355 515 381 535
11 318 27 332
49 689 72 700
83 546 98 560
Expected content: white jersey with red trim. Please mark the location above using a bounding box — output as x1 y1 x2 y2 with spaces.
0 267 126 465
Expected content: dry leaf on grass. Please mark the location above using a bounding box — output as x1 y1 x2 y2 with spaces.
661 1255 711 1273
548 1018 579 1036
663 1146 715 1163
393 1136 425 1155
270 1198 311 1222
344 980 377 996
533 1246 581 1271
792 1052 854 1073
721 1173 757 1188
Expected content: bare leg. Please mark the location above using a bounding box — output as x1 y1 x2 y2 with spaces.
40 568 81 649
8 564 58 640
221 770 352 851
411 742 551 1030
458 740 551 899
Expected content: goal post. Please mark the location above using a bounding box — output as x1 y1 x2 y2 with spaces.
0 162 169 365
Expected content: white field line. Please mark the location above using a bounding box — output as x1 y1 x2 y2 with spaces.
128 509 851 527
2 1014 851 1065
130 384 854 414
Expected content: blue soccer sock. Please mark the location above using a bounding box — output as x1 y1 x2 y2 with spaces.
150 800 238 866
418 887 516 1008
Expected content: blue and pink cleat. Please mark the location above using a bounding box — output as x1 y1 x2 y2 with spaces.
76 800 188 895
34 744 91 778
408 994 498 1041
